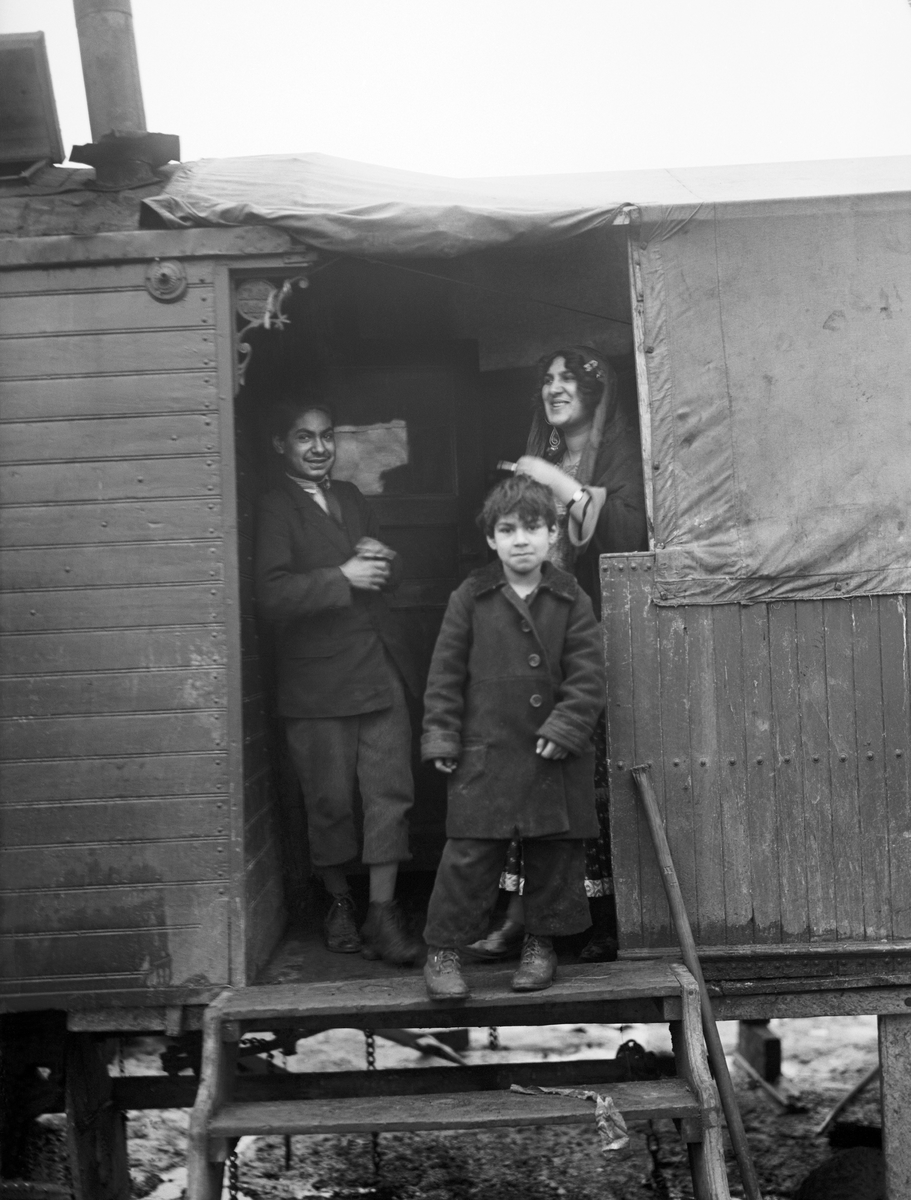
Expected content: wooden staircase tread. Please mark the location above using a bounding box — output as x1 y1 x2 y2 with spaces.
220 960 687 1024
208 1078 701 1137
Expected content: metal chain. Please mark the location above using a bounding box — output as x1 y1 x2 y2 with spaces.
363 1029 383 1179
488 1026 500 1050
645 1124 671 1199
238 1034 275 1055
364 1028 377 1071
227 1147 239 1200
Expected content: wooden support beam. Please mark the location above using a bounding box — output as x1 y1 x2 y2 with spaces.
0 1012 67 1178
668 968 730 1199
737 1021 781 1082
64 1034 130 1200
878 1013 911 1200
187 991 236 1200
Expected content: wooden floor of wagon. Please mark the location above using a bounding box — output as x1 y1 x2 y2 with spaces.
256 926 606 991
254 869 608 991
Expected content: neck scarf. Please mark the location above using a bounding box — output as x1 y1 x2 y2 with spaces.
288 474 342 523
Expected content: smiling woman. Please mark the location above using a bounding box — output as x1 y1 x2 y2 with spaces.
518 346 648 612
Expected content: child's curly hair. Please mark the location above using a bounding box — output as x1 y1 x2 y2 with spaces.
477 476 558 538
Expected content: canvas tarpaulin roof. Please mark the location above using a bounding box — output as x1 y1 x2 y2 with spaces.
141 152 911 257
142 153 911 603
141 153 624 256
639 192 911 604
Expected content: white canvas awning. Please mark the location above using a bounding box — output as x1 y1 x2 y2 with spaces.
142 151 911 257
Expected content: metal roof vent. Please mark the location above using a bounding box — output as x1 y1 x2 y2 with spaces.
0 31 65 184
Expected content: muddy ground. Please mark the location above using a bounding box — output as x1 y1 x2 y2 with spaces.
109 1014 882 1199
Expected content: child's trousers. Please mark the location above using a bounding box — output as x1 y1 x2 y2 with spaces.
285 659 413 868
424 837 590 947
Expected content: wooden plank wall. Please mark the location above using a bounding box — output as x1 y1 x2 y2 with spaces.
233 387 286 981
0 260 232 1005
604 553 911 950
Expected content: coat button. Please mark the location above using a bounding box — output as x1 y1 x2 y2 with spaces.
529 694 543 707
520 621 531 633
528 653 541 667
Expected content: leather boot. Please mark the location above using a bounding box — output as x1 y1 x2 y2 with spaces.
512 934 558 991
323 892 361 953
424 947 470 1002
578 894 619 962
360 899 422 965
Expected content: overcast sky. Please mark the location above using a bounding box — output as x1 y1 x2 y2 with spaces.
2 0 909 177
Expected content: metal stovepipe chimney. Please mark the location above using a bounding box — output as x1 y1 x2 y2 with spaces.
69 0 178 186
73 0 146 139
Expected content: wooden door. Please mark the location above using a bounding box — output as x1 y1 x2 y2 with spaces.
332 345 487 865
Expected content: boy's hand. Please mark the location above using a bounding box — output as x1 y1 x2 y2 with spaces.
355 536 396 561
340 555 391 591
536 737 569 760
433 758 458 774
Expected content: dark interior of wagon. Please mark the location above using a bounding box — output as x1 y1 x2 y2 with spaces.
230 227 643 982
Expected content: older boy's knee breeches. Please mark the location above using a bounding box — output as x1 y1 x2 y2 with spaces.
285 667 413 868
423 837 590 947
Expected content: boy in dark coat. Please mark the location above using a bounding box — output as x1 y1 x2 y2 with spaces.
421 477 605 1000
255 396 422 965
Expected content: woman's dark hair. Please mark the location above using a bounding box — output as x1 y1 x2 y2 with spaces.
268 392 336 441
533 346 606 417
477 476 557 538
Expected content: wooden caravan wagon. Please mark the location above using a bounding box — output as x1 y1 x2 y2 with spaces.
2 143 911 1198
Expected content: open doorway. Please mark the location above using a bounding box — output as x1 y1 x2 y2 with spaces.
229 226 643 983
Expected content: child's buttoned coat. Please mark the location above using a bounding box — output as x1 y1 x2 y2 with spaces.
421 561 605 840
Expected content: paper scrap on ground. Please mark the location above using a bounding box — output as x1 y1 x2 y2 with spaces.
510 1084 630 1153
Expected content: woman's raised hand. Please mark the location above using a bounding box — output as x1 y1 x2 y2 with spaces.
515 455 566 489
515 456 580 505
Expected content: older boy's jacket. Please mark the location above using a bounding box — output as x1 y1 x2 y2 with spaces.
421 560 604 840
255 477 418 718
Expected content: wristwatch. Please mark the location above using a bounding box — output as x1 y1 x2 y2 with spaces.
569 488 587 507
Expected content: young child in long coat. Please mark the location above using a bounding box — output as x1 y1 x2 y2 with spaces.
422 476 605 1000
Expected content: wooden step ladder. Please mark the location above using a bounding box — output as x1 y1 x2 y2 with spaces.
187 959 731 1200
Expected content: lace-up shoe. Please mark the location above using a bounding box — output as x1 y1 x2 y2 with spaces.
360 900 422 965
511 934 558 991
424 947 470 1002
323 892 361 953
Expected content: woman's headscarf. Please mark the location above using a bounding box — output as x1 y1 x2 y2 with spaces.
525 346 623 487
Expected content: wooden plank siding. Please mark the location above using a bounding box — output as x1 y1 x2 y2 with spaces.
603 553 911 952
0 258 232 1007
231 360 287 982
